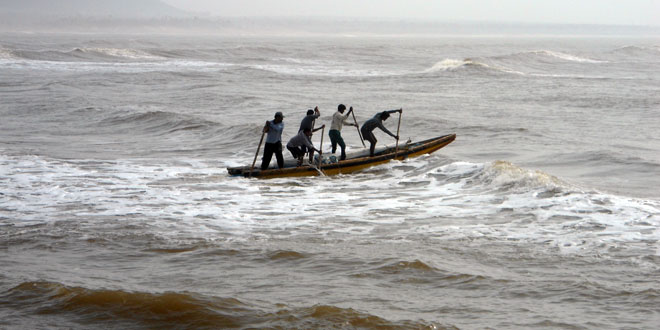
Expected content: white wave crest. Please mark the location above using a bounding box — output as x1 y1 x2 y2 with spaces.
0 59 233 73
0 47 16 60
74 47 165 60
431 160 660 252
424 58 471 72
534 50 606 63
424 58 524 75
482 160 566 189
251 63 404 77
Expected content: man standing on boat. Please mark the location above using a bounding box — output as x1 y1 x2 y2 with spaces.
287 127 323 166
360 109 401 157
260 111 285 170
329 104 356 161
298 107 322 163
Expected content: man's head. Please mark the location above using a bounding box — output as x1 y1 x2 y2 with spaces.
338 104 346 113
274 111 284 123
306 109 314 116
380 112 390 120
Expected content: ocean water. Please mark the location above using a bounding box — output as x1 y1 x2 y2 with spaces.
1 33 659 329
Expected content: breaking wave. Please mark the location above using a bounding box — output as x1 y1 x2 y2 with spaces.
429 160 660 251
530 50 607 63
248 63 406 77
0 45 235 73
70 47 165 60
1 150 659 256
1 47 164 62
424 58 524 75
0 46 16 60
421 49 611 77
489 50 607 64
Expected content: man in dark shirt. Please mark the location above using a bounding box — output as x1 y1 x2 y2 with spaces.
298 106 322 163
360 109 401 157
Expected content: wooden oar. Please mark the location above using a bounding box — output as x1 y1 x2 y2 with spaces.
351 108 366 147
309 125 326 176
311 106 319 133
248 129 266 177
317 125 326 176
309 106 319 162
394 108 403 160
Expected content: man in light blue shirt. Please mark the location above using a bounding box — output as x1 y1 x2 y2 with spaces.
260 112 285 170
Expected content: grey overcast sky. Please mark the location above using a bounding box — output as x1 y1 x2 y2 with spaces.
162 0 659 26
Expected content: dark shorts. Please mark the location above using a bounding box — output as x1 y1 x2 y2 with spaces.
361 128 376 144
287 145 305 159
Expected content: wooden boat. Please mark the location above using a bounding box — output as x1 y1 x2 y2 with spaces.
227 134 456 178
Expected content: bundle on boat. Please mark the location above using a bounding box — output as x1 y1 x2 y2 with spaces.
227 134 456 179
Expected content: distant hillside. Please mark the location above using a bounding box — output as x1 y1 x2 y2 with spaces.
0 0 188 18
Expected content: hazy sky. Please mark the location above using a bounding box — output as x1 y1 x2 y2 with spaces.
162 0 659 26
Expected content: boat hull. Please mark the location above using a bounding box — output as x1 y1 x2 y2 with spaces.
227 134 456 178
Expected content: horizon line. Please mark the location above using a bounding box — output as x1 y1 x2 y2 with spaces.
1 12 659 29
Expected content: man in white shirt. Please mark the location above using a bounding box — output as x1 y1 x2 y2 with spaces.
329 104 357 161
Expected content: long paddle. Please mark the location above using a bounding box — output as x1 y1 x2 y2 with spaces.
394 108 403 160
316 125 326 176
350 107 366 147
311 106 319 134
307 125 326 176
248 129 266 177
309 106 319 162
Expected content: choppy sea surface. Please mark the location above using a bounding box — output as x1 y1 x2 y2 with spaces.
1 33 659 329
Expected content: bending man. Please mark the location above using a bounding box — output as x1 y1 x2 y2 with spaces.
287 127 323 166
360 109 401 157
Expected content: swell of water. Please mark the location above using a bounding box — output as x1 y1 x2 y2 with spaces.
1 281 444 329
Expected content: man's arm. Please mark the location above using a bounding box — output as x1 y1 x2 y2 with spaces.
302 134 319 152
343 106 356 126
378 122 396 138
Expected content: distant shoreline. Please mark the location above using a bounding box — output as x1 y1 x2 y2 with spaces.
1 16 659 37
